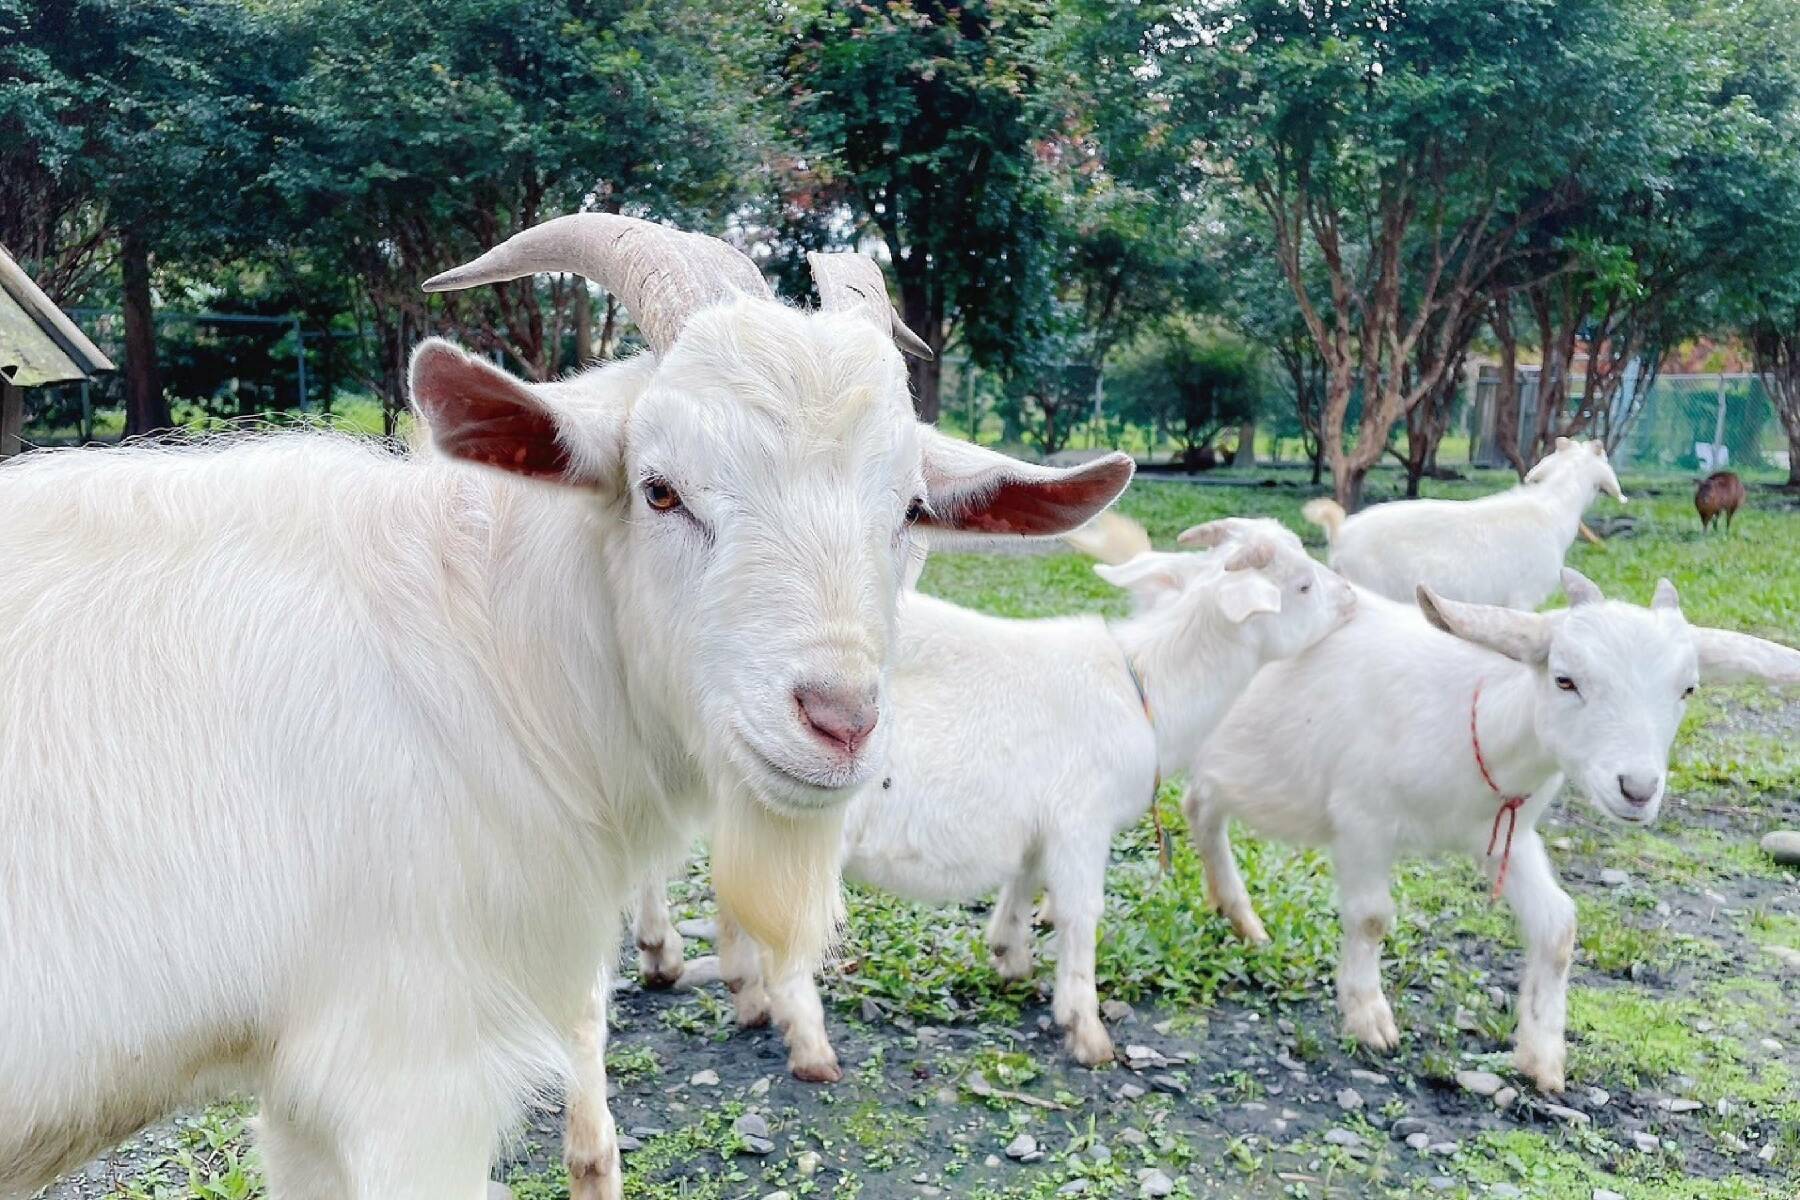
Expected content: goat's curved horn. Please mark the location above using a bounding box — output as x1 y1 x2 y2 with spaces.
422 213 772 355
807 252 934 359
1224 540 1275 571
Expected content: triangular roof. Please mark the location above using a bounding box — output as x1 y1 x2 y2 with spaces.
0 246 115 388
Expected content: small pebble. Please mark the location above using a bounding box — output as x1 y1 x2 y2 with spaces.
1151 1074 1187 1095
1335 1087 1364 1111
733 1113 770 1140
1544 1104 1590 1126
1391 1118 1431 1138
1428 1140 1460 1156
616 1134 642 1153
1137 1168 1175 1198
1760 829 1800 866
984 1154 1001 1167
741 1136 775 1156
1058 1181 1091 1195
1324 1129 1363 1148
1118 1126 1148 1146
1630 1131 1660 1153
796 1150 822 1176
1004 1134 1039 1161
1599 868 1629 887
764 1192 791 1200
688 1069 719 1087
1118 1082 1146 1101
1585 1087 1610 1108
1658 1098 1703 1113
1349 1068 1388 1086
675 917 716 940
1594 1191 1624 1200
1102 999 1136 1023
1493 1086 1518 1110
1488 1186 1522 1199
1429 1176 1457 1192
748 1075 771 1097
1407 1132 1431 1151
1456 1070 1504 1098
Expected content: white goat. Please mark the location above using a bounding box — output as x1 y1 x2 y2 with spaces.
612 518 1353 1088
1187 568 1800 1094
0 215 1132 1200
1304 437 1627 607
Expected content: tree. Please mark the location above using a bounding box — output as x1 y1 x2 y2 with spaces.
1110 322 1259 465
776 0 1061 422
1 0 278 434
272 0 763 428
1098 0 1669 507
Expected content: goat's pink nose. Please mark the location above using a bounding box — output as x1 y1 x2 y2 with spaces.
795 683 879 755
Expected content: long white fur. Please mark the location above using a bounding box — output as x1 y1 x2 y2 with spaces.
1303 438 1627 608
1185 563 1800 1095
0 296 1131 1200
599 526 1353 1099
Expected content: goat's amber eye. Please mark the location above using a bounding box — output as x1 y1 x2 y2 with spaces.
904 497 927 525
643 477 682 512
1555 675 1579 693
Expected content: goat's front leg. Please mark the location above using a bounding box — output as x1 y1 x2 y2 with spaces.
1046 859 1115 1067
1331 830 1399 1052
1185 785 1268 944
563 974 624 1200
765 956 842 1083
633 874 685 989
986 872 1040 981
1498 828 1576 1093
715 901 772 1028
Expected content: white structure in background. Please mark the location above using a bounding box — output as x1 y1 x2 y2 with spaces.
0 247 115 457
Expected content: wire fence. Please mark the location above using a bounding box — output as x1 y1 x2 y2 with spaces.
1471 369 1788 477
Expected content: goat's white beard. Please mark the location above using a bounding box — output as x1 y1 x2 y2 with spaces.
712 793 845 975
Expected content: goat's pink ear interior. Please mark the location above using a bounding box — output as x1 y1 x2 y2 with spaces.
410 340 584 484
919 431 1134 537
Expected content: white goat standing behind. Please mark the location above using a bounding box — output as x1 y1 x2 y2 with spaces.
607 517 1353 1094
1187 565 1800 1093
0 216 1132 1200
1304 437 1627 607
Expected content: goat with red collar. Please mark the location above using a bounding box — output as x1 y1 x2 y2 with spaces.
1187 566 1800 1093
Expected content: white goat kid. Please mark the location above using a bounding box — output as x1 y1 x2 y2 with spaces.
1187 569 1800 1093
1304 437 1627 607
649 523 1353 1082
0 215 1132 1200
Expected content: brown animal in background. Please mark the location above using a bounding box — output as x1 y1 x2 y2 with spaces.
1695 470 1745 532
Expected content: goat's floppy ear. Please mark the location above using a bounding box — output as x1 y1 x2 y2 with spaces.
917 426 1134 537
1417 585 1552 664
1217 572 1282 623
1095 553 1185 598
409 339 614 488
1692 627 1800 687
1562 568 1604 607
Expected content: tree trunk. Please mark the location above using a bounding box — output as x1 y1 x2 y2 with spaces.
1236 420 1257 467
0 381 22 458
907 348 943 424
1787 422 1800 489
573 281 593 369
899 275 945 423
120 228 170 438
1309 443 1324 486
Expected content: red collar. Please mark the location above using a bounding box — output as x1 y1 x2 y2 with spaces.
1471 679 1528 899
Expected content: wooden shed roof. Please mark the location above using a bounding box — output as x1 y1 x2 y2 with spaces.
0 246 115 389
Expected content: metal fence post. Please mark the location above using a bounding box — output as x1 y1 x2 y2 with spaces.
1711 372 1728 469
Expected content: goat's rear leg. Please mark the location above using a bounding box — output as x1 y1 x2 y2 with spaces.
1332 831 1400 1052
1186 787 1269 944
987 872 1040 981
633 876 685 990
1046 852 1114 1067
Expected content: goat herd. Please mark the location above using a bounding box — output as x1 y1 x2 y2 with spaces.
1 214 1796 1200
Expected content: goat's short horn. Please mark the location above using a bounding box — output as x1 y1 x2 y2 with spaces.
423 213 771 355
807 252 933 359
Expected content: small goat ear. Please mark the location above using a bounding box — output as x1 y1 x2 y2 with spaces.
1562 568 1603 607
1094 553 1184 597
1223 540 1275 572
1692 627 1800 687
409 340 605 487
917 427 1133 537
1556 436 1574 453
1417 585 1552 664
1217 573 1282 623
1652 578 1681 611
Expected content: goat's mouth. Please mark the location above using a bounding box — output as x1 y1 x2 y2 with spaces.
729 726 873 814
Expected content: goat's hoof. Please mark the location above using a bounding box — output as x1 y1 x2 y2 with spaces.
791 1056 843 1084
1230 909 1271 945
1342 998 1400 1052
637 941 685 990
1515 1043 1566 1094
735 1001 772 1029
1067 1023 1116 1067
991 951 1034 983
565 1150 623 1200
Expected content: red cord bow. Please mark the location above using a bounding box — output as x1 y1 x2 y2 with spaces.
1471 679 1527 899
